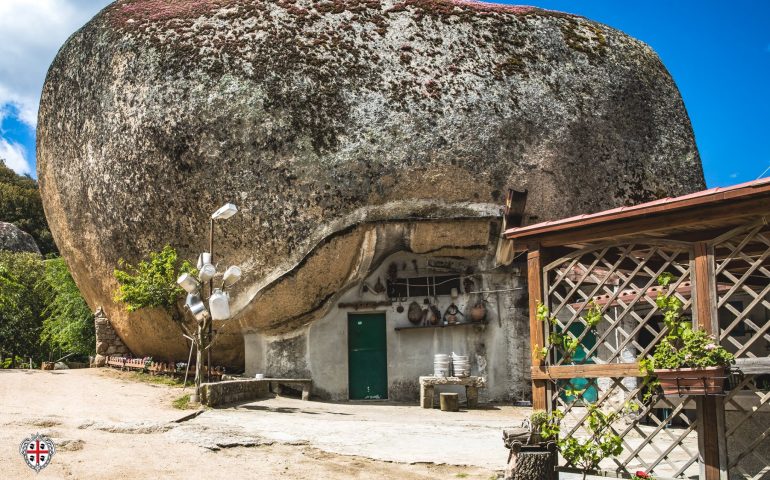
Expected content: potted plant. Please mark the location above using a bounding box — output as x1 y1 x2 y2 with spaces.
640 273 733 396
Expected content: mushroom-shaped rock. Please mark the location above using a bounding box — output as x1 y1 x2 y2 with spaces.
37 0 704 367
0 222 40 254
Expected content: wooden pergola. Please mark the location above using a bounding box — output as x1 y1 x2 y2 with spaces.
505 178 770 480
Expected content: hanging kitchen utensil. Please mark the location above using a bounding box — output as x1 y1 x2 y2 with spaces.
444 303 460 325
388 262 398 283
429 305 442 326
463 277 475 294
373 277 386 294
471 301 487 323
407 301 422 325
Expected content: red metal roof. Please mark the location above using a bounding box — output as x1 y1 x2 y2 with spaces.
505 177 770 240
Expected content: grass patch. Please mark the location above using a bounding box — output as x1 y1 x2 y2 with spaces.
455 474 469 479
128 371 186 387
172 394 193 410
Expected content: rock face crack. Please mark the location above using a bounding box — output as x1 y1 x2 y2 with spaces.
38 0 704 367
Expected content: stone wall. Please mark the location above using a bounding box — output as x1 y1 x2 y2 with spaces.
201 379 269 407
93 307 130 366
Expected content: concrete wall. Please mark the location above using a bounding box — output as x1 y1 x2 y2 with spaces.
201 379 269 407
244 252 531 403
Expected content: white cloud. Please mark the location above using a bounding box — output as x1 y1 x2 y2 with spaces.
0 137 31 175
0 0 113 128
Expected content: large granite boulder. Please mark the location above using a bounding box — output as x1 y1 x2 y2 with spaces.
0 222 40 254
37 0 704 366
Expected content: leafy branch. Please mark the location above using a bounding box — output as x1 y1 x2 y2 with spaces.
537 301 602 364
639 273 734 401
539 405 627 480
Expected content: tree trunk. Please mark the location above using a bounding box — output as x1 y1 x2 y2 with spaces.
504 443 557 480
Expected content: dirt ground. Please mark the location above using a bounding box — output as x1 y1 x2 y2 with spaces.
0 368 525 479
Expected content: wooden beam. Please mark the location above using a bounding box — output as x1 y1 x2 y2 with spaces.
694 242 717 333
693 241 724 480
531 363 642 380
528 246 549 411
507 197 770 249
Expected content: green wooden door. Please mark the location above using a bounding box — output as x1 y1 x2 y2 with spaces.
348 313 388 400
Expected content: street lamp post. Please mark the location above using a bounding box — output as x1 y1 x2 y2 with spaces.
208 203 238 382
178 203 240 404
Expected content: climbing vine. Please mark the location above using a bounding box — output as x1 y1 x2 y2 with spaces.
537 300 602 363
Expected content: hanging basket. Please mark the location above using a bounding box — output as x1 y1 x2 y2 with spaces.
654 366 727 396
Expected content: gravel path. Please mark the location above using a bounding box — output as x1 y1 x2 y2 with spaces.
0 368 513 479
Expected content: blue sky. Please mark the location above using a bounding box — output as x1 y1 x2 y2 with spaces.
0 1 767 188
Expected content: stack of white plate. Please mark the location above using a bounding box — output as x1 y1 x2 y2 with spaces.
434 354 451 377
452 353 470 377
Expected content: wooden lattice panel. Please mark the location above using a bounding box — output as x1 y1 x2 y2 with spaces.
542 242 698 478
714 223 770 479
550 377 700 479
544 242 693 366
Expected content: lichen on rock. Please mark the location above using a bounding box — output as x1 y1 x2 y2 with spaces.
37 0 704 367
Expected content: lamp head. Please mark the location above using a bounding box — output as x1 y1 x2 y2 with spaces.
212 203 238 220
222 265 242 287
209 288 231 321
198 263 216 282
177 273 200 294
185 293 209 324
197 252 211 270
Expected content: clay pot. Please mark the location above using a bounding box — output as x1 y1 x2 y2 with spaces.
471 302 487 323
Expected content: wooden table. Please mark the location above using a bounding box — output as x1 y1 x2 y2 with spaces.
419 376 486 409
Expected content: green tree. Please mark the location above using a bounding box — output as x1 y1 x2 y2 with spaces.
0 160 57 255
113 245 196 322
0 251 47 366
114 245 205 401
40 258 95 357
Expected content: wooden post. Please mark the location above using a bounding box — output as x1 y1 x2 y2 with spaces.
693 241 725 480
528 246 549 412
440 392 460 412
